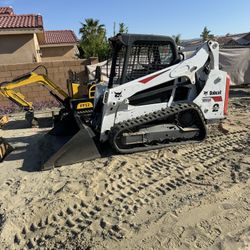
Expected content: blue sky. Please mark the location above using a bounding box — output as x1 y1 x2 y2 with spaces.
1 0 250 39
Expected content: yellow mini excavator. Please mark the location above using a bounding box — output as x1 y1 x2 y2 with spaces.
0 65 97 127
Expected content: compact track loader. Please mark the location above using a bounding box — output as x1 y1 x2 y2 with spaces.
41 33 230 170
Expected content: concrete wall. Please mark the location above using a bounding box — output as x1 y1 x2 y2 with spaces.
41 45 77 62
0 34 37 65
0 59 97 111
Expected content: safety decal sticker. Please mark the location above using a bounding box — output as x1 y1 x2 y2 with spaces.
212 103 220 112
139 69 170 84
211 96 223 102
202 97 211 102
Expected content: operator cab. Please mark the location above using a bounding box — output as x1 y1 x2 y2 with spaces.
108 33 179 88
93 33 180 126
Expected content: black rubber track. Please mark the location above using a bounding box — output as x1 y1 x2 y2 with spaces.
109 103 207 154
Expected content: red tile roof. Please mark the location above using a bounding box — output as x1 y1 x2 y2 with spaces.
40 30 78 45
0 14 43 29
0 7 14 15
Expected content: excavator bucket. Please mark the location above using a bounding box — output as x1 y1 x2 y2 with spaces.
40 113 101 171
0 137 13 162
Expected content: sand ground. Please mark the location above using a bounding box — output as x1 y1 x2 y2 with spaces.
0 90 250 250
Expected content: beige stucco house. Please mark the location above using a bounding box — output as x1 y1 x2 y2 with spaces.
0 6 78 65
39 30 79 62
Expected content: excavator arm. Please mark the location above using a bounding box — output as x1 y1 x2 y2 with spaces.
0 69 68 111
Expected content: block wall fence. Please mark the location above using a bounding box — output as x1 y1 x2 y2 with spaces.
0 58 98 112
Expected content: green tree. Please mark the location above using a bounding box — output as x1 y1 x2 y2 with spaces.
172 34 181 45
200 26 214 41
118 22 128 33
79 18 109 61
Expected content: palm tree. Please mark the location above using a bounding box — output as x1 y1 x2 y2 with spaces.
200 26 214 41
79 18 109 60
118 23 128 33
79 18 105 40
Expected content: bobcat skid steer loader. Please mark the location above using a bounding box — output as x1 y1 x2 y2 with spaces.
41 33 230 170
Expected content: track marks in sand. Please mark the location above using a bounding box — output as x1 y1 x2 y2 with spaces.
162 203 250 249
12 130 249 249
160 222 222 249
0 177 23 197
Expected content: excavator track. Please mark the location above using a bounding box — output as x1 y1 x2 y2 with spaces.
109 103 207 154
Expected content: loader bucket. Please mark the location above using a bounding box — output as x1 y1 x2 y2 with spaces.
0 137 13 162
40 114 101 171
